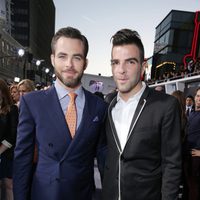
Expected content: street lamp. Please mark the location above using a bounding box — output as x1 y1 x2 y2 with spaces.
0 48 25 82
18 49 25 57
45 68 50 85
0 48 25 59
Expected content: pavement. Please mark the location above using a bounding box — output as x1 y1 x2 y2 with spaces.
93 159 102 200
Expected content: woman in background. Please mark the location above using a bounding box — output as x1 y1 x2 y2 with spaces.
171 90 188 200
0 79 18 200
10 84 20 107
17 79 35 96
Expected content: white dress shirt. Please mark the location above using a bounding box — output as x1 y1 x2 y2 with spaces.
112 82 146 150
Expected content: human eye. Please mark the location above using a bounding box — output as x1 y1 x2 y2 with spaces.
73 55 83 61
57 54 66 59
111 60 118 66
127 59 136 65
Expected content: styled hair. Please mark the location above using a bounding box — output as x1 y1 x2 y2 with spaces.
186 95 194 101
51 27 89 58
0 79 13 115
111 28 144 63
18 79 35 92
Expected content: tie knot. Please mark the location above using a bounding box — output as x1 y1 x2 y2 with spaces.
68 93 77 102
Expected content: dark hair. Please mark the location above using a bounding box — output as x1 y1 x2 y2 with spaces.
111 28 144 63
171 90 186 117
171 90 187 141
51 27 89 58
186 95 194 101
0 79 13 115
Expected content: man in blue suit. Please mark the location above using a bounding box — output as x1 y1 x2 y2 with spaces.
13 27 107 200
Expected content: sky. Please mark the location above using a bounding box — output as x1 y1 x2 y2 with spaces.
53 0 199 77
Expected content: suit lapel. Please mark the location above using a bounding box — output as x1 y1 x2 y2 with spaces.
108 87 151 152
108 96 122 152
60 89 97 161
43 86 72 144
127 86 150 140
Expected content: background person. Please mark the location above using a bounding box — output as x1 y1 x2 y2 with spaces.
102 28 182 200
185 87 200 200
13 27 107 200
9 84 20 107
17 79 35 97
0 79 18 200
185 95 195 117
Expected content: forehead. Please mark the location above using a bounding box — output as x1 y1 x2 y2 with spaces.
196 90 200 96
11 88 17 91
112 44 140 58
54 37 84 54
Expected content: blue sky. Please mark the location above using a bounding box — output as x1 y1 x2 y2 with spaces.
53 0 199 76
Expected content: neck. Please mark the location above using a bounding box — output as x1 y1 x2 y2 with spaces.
119 82 143 102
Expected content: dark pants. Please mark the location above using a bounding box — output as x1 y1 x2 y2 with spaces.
185 156 200 200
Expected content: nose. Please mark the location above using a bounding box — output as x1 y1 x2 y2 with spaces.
65 57 73 68
117 63 126 74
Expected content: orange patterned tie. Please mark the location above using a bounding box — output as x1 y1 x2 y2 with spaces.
66 93 77 138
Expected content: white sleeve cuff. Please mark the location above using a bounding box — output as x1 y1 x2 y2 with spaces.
2 140 12 148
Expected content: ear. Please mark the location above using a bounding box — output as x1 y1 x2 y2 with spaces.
50 54 55 68
140 61 146 80
84 59 88 70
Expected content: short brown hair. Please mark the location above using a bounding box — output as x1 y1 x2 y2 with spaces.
51 27 89 58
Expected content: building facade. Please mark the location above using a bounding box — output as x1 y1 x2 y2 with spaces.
152 10 200 79
0 0 55 82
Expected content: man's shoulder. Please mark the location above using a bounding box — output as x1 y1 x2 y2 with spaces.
23 86 55 102
148 87 177 103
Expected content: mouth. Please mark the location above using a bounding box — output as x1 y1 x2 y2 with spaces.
62 70 77 76
118 78 128 84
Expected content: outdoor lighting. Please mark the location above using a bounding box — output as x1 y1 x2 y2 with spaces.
18 49 25 57
45 68 50 74
36 59 45 66
52 74 56 78
14 77 20 83
36 60 41 66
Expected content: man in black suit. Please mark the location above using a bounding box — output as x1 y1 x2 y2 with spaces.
186 95 195 117
102 29 182 200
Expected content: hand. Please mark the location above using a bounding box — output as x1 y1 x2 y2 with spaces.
191 149 200 157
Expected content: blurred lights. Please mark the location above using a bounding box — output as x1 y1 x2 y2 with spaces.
18 49 25 57
45 68 50 73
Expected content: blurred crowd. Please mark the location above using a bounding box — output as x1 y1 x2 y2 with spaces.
147 57 200 85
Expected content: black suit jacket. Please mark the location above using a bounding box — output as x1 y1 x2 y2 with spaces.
0 105 18 160
102 86 182 200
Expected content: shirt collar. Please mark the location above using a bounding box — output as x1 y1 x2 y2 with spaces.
55 79 84 100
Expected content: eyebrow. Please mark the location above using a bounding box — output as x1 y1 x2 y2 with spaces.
111 57 139 63
57 52 84 58
125 57 139 63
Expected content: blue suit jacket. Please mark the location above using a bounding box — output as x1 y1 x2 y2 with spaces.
13 86 107 200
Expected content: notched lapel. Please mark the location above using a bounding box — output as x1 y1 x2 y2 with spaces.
44 87 72 143
108 96 122 152
127 86 150 139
